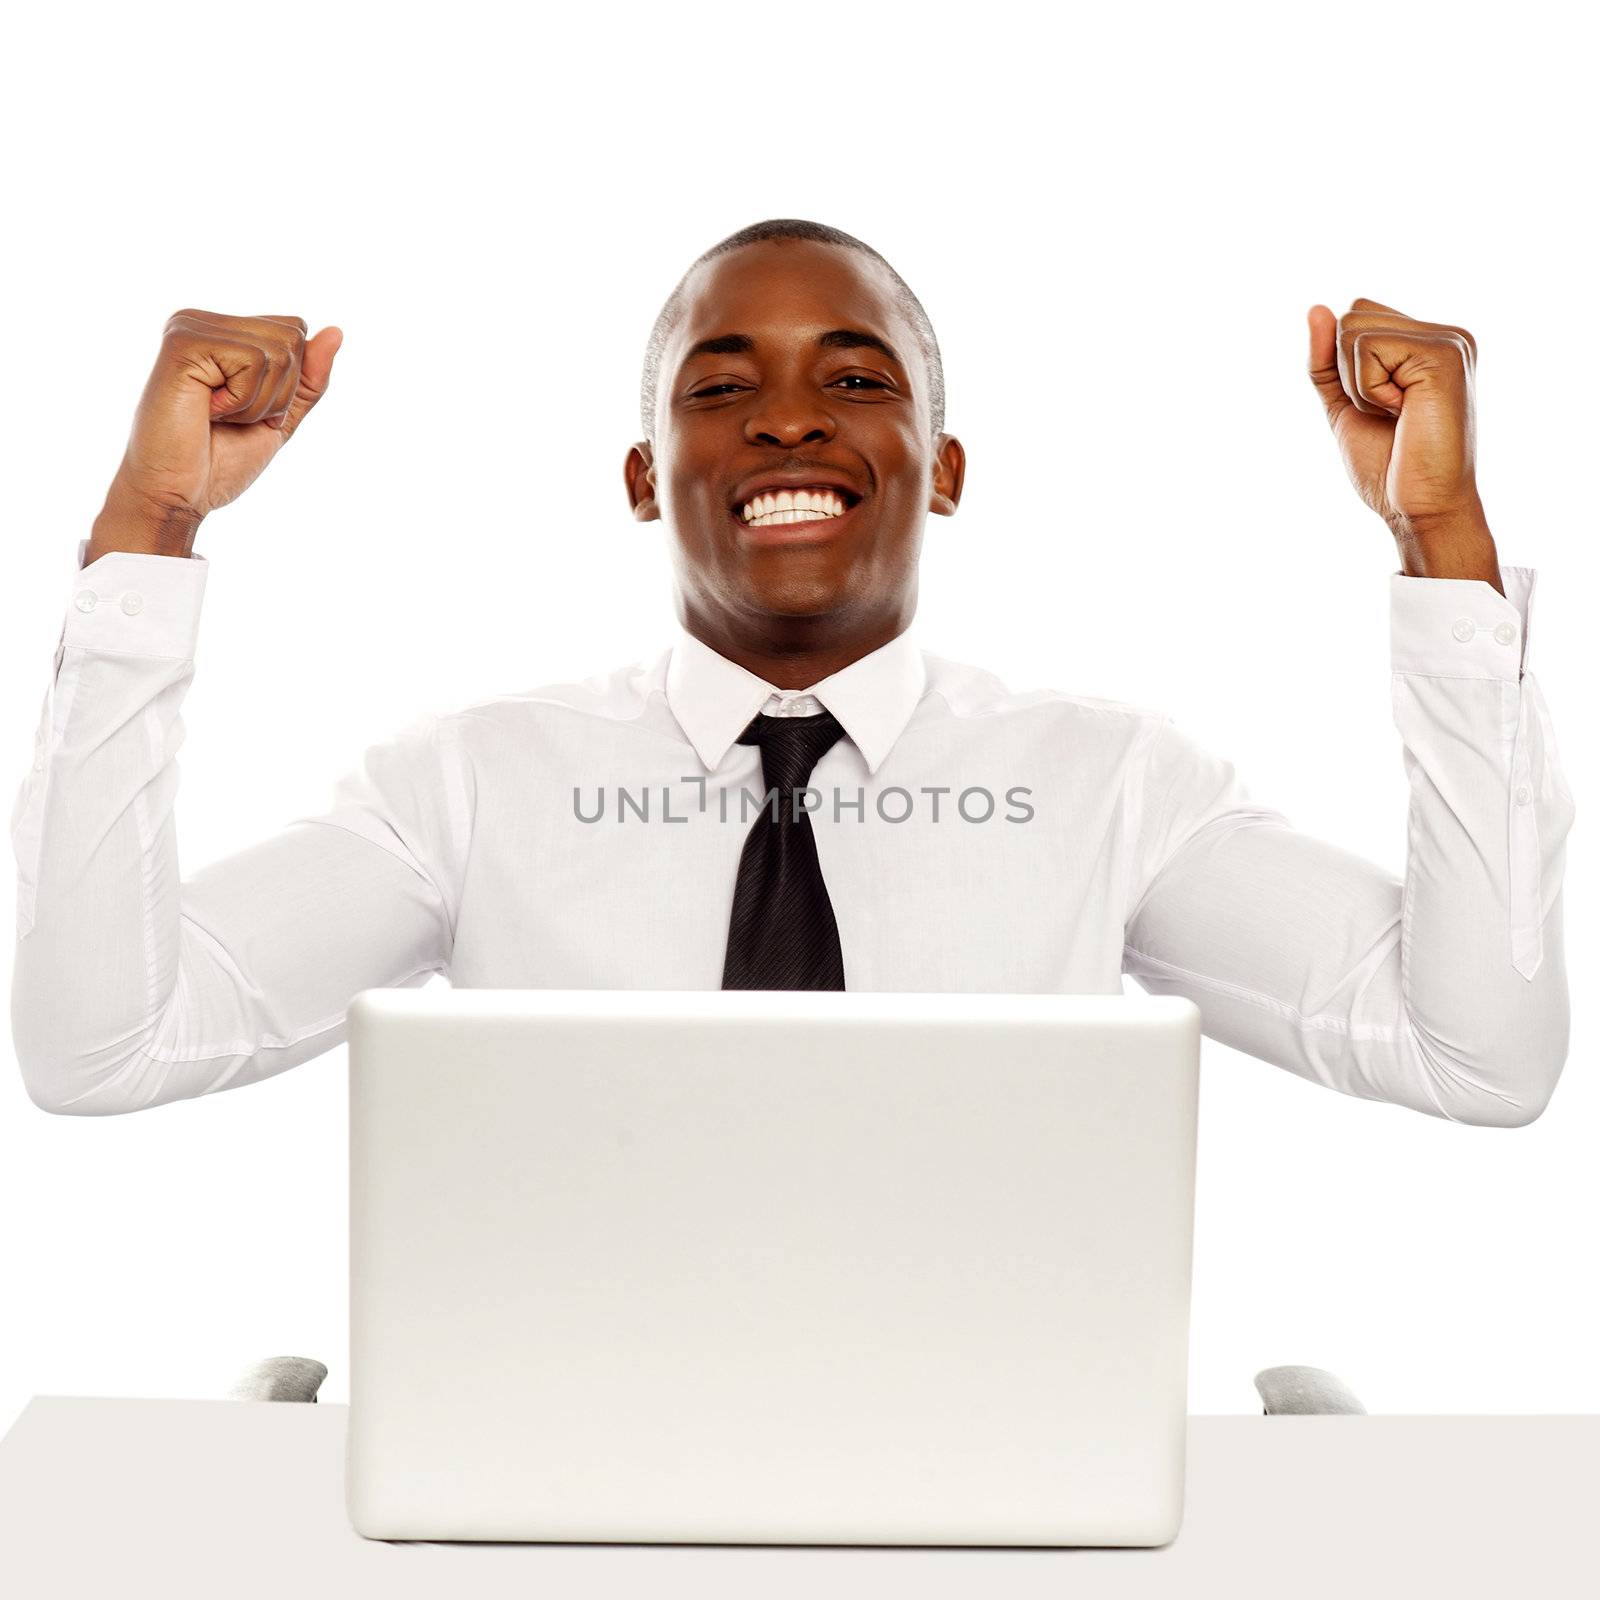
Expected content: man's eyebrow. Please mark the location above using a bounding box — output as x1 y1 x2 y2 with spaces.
681 328 906 367
816 328 904 366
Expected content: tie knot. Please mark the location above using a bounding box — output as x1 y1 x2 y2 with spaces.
737 709 847 791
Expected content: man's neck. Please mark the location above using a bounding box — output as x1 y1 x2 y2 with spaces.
681 611 909 689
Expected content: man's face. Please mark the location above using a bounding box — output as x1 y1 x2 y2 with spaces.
625 240 964 654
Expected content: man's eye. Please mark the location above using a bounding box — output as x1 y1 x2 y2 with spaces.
690 376 889 399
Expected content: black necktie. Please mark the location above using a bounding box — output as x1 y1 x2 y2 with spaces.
721 710 848 991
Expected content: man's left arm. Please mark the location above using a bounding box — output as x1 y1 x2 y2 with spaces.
1121 300 1576 1124
1123 566 1573 1123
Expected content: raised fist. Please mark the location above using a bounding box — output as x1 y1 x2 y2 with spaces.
93 311 342 557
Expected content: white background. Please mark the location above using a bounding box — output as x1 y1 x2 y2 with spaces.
1 1 1594 1436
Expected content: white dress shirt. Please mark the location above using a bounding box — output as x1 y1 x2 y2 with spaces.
9 539 1574 1123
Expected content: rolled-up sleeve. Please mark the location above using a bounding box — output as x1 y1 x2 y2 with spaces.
1121 565 1574 1126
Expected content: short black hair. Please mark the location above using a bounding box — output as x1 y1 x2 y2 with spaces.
639 218 945 443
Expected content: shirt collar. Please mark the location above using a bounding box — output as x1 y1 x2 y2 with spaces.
665 625 927 777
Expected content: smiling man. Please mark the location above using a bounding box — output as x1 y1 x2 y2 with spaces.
626 230 961 686
11 219 1575 1124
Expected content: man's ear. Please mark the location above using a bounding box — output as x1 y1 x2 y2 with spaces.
929 433 966 518
624 440 660 523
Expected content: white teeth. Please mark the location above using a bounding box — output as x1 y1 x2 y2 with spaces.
752 509 833 525
739 487 851 525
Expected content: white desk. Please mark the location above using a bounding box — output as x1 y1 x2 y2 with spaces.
0 1397 1592 1597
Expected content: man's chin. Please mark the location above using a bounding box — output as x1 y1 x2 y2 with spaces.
741 575 858 620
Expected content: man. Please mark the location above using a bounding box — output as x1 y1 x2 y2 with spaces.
10 219 1574 1122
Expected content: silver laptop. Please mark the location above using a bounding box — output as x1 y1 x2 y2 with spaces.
345 988 1201 1547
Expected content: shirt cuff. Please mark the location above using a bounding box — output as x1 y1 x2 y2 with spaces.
1389 564 1534 682
63 536 210 659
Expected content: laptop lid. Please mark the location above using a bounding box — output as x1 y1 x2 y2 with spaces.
346 989 1201 1547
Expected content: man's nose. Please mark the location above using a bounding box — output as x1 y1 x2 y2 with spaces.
744 385 837 447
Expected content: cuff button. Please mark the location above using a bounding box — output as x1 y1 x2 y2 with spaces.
1493 621 1516 646
74 590 97 613
121 592 144 615
1451 617 1475 642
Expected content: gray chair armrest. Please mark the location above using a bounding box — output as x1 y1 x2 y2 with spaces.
227 1356 329 1402
1254 1365 1366 1415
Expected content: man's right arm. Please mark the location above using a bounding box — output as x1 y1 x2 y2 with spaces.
9 308 463 1115
11 542 460 1114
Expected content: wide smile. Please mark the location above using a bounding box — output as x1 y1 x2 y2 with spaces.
727 485 864 544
